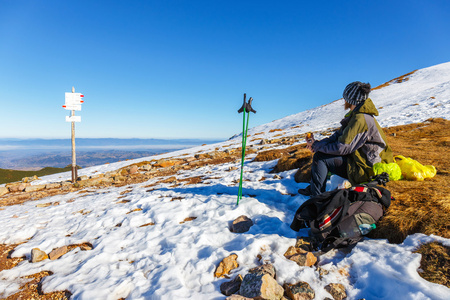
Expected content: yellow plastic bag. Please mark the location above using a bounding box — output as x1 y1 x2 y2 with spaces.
373 162 402 181
394 155 437 181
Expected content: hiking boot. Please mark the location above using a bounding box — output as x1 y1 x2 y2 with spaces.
298 185 311 196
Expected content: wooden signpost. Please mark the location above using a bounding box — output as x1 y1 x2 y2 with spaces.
63 87 85 182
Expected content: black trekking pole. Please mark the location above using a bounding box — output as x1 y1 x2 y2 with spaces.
237 93 256 205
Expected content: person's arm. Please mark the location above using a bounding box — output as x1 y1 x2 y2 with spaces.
313 115 369 155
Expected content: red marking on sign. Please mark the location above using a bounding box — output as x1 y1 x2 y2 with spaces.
80 95 84 97
63 105 66 108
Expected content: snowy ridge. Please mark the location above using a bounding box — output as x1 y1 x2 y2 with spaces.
0 62 449 299
247 61 450 138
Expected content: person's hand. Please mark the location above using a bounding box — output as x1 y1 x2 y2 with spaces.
306 132 315 152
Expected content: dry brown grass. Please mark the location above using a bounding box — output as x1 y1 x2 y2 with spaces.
372 69 418 91
414 242 450 288
373 118 450 243
253 148 289 162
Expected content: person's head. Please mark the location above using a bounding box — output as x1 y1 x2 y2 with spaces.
343 81 371 110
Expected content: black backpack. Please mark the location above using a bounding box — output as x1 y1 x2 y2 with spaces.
290 175 393 252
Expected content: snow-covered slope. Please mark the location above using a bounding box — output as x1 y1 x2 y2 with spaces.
247 61 450 140
0 62 449 299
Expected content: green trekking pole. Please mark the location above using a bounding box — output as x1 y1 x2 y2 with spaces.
237 98 247 204
237 94 256 205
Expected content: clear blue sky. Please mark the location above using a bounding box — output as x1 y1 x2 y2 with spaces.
1 0 449 139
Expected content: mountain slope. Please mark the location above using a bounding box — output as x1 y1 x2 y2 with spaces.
0 62 449 299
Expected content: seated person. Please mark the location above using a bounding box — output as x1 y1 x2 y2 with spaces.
299 81 394 197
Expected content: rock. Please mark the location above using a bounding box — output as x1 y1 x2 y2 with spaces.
22 175 39 183
295 237 315 252
317 267 330 278
220 274 243 296
284 247 317 267
119 169 129 176
284 282 315 300
45 183 61 189
129 165 139 174
6 182 29 192
248 264 276 279
231 215 253 233
209 151 228 159
76 180 91 187
61 181 73 190
88 178 104 187
239 273 284 300
287 252 317 267
184 157 196 163
113 175 127 182
49 246 68 260
194 153 210 160
31 248 48 263
25 184 46 193
101 177 114 184
104 171 118 178
273 175 281 180
141 164 152 171
215 254 239 278
325 283 347 300
225 295 252 300
284 246 302 257
78 243 93 251
0 186 8 196
154 159 181 168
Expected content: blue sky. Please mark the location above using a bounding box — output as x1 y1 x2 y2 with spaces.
1 0 449 139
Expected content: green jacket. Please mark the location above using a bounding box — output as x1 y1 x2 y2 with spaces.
312 98 393 185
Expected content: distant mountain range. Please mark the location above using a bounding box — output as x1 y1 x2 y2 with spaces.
0 138 220 150
0 138 222 170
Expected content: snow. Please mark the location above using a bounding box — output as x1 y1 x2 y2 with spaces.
1 62 450 299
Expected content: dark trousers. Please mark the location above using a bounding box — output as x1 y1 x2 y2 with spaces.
310 152 348 196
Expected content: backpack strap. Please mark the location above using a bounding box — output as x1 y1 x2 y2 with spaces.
320 236 358 252
318 206 343 231
350 186 383 199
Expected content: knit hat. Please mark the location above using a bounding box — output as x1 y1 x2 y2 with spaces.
343 81 371 105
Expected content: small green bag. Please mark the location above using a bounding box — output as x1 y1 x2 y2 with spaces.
373 162 402 181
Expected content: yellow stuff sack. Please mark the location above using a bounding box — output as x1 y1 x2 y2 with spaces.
373 162 402 181
394 155 437 181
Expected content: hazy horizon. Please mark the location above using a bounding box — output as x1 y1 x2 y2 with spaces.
0 137 224 170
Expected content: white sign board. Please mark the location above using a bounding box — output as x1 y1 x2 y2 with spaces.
65 93 84 104
66 115 81 122
63 104 82 111
64 93 84 110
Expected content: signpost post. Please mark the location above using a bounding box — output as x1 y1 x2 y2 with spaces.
63 87 84 183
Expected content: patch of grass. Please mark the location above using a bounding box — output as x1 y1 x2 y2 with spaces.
0 166 75 184
415 242 450 288
373 118 450 243
372 69 418 90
